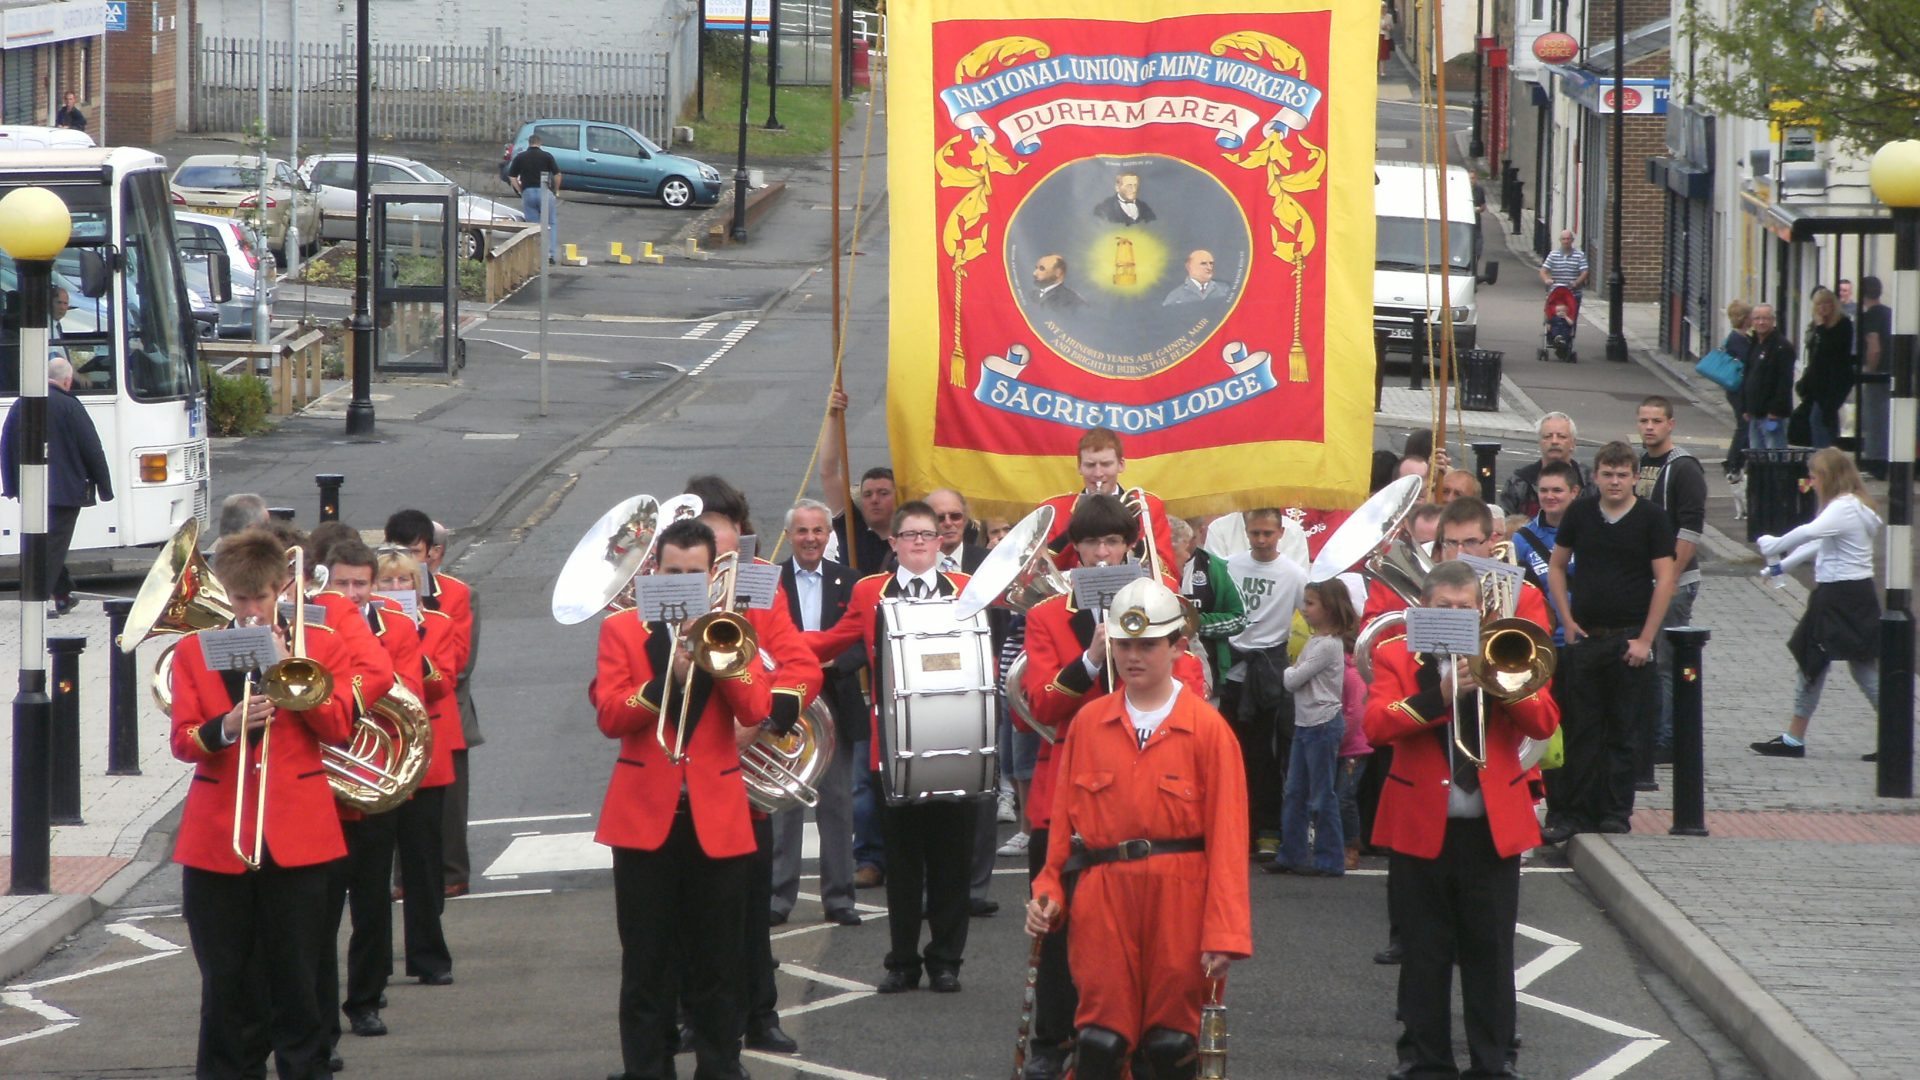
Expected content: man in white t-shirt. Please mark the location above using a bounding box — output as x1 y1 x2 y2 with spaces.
1221 508 1306 861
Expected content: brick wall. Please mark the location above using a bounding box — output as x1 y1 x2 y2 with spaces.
105 0 180 147
1616 114 1664 302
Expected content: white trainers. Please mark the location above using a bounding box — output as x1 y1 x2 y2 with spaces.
996 790 1018 824
997 831 1030 857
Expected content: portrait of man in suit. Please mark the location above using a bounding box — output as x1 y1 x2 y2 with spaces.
1091 172 1156 226
1031 253 1087 309
1162 249 1233 306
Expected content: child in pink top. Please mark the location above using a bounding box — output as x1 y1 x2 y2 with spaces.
1337 652 1372 870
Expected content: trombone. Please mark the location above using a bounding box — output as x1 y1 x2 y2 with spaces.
233 547 337 869
655 551 758 764
1456 542 1555 769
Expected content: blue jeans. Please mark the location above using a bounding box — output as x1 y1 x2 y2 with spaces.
1653 581 1698 751
1809 404 1837 449
1749 416 1787 450
1337 755 1367 850
1279 720 1344 874
851 741 885 871
522 187 558 261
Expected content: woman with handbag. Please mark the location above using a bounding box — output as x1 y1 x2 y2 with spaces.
1797 287 1857 449
1750 448 1883 759
1704 300 1756 477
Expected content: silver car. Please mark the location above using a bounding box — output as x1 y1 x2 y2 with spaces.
299 153 525 260
175 210 275 338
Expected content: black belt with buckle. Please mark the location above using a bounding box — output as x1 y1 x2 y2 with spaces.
1063 836 1206 874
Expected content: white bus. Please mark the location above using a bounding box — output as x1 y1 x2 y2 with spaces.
0 147 211 558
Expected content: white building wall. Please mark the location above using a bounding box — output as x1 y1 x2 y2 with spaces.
195 0 690 52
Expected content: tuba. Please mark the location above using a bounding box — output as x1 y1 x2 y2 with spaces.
1311 476 1426 683
741 693 838 814
955 506 1070 741
122 519 233 717
551 493 704 625
319 593 435 814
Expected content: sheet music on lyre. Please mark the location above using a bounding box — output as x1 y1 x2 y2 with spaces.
199 625 279 672
635 575 715 624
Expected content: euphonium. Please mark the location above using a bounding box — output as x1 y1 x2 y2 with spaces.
741 696 836 814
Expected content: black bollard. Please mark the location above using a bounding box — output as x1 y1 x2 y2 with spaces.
1408 311 1428 390
316 473 345 523
268 506 296 522
1471 442 1501 503
49 636 86 826
104 598 141 776
1665 627 1711 836
1374 328 1388 413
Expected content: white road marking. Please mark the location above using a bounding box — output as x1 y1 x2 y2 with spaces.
793 892 886 914
1571 1038 1671 1080
116 905 181 917
1518 992 1662 1041
106 922 184 953
773 989 876 1020
463 433 521 441
742 1047 885 1080
481 831 609 876
452 888 555 901
688 319 759 375
7 951 176 991
1517 922 1581 948
682 322 720 339
775 963 875 993
0 991 77 1021
481 327 703 341
470 812 593 826
1514 944 1581 991
0 1021 77 1047
772 911 890 941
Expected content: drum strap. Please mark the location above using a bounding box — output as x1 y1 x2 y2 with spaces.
1063 836 1206 874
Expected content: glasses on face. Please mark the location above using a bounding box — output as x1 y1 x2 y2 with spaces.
895 529 939 543
1438 537 1487 551
936 512 968 522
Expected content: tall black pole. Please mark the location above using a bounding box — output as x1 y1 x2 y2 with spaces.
1469 0 1486 158
764 0 783 131
1878 206 1917 799
1604 0 1628 363
10 254 56 895
730 18 752 242
696 0 708 121
344 0 376 434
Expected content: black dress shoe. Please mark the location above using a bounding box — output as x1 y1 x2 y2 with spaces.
970 898 999 917
876 969 920 993
928 970 962 993
1538 822 1576 846
746 1021 799 1053
769 910 789 927
1597 818 1631 834
1751 735 1806 758
1373 943 1403 965
825 908 862 926
347 1010 388 1037
417 970 453 986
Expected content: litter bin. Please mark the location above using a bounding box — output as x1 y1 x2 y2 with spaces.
1460 348 1503 411
1744 447 1817 543
1857 372 1891 479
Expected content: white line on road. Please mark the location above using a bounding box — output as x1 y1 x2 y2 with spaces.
1517 922 1581 948
471 812 593 826
481 327 708 341
0 1021 76 1048
1514 944 1581 992
772 912 889 941
0 990 76 1022
742 1047 886 1080
682 322 720 339
1517 992 1661 1040
689 319 760 376
7 951 176 992
775 963 875 993
116 905 181 917
794 891 887 914
106 922 185 953
452 888 555 901
774 989 876 1020
1571 1039 1670 1080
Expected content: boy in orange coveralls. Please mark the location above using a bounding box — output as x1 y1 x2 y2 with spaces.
1026 578 1251 1080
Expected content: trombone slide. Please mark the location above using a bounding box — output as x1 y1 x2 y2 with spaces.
231 674 270 872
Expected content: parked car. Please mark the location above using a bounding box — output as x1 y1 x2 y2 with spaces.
169 154 322 265
298 153 524 260
0 125 95 151
175 210 275 338
499 119 722 208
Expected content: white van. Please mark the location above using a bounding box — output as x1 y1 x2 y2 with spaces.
0 125 96 151
1373 162 1497 354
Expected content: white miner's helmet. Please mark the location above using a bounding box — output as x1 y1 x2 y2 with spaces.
1104 578 1188 640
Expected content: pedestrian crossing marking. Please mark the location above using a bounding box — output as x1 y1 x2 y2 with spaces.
482 831 611 877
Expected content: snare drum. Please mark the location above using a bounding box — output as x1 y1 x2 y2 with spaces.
877 596 999 804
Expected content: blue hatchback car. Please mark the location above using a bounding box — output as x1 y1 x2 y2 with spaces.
500 119 724 208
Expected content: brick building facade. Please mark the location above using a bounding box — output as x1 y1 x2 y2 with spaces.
103 0 182 146
0 1 108 131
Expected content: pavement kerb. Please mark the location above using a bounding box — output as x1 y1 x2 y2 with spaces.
1566 835 1860 1080
0 805 183 984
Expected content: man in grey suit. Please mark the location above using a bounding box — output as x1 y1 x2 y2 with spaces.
1032 254 1087 310
770 499 868 929
1162 249 1232 306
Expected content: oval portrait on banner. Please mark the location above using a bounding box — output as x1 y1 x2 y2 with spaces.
1004 154 1252 380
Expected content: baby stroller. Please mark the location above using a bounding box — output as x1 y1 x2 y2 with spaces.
1536 285 1580 363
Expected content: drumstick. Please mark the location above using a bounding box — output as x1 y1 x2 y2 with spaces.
1011 933 1045 1080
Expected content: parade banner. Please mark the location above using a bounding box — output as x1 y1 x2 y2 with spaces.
887 0 1378 517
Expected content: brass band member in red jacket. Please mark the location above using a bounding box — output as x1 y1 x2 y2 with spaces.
1027 578 1251 1080
170 528 358 1080
1364 560 1559 1079
591 518 776 1080
1036 427 1176 572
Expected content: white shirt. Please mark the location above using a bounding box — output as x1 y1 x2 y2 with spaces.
1762 494 1882 583
1117 198 1140 221
792 561 824 631
1226 551 1306 657
938 548 962 573
1125 686 1181 748
895 566 940 598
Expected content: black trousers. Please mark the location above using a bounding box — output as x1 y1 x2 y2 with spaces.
745 814 778 1028
394 786 450 978
876 784 974 975
1390 820 1521 1079
1220 677 1292 838
321 812 397 1038
183 861 334 1080
47 503 79 598
1025 827 1077 1056
442 748 471 887
613 814 751 1079
1558 633 1653 828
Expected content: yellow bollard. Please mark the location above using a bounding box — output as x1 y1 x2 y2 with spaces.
609 242 633 265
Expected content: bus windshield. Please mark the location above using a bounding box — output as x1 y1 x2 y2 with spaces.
0 167 193 401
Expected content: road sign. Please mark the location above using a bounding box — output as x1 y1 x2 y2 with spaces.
104 1 127 31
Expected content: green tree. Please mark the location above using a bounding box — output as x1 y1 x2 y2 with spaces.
1682 0 1920 152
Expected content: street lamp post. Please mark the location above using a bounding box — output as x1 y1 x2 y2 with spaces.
1 186 74 895
1469 0 1486 159
1868 140 1920 799
1603 0 1628 363
730 19 753 243
344 0 376 436
764 0 783 131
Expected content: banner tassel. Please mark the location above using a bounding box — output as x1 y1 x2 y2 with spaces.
950 270 968 387
1288 249 1310 382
